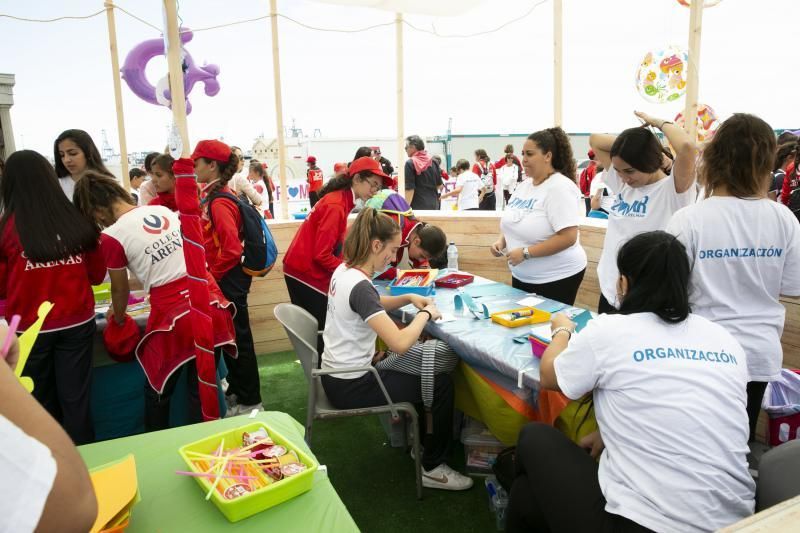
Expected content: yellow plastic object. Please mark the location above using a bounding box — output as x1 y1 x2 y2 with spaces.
15 301 54 392
93 283 112 303
178 422 318 523
89 454 139 533
490 307 551 328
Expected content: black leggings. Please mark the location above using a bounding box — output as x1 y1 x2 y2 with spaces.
322 371 454 471
218 264 262 406
746 381 768 443
24 320 96 444
284 275 328 355
512 269 586 306
506 423 652 533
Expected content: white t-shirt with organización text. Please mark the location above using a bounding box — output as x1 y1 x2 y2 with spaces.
598 167 696 307
500 174 587 284
455 170 482 210
554 312 754 533
322 264 387 379
667 197 800 381
0 414 57 533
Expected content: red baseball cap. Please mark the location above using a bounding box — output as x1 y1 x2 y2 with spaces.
306 156 317 164
333 162 348 173
348 156 392 187
191 140 232 162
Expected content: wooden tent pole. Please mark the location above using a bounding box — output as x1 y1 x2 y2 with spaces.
163 0 190 156
270 0 289 219
396 12 405 194
553 0 563 127
683 1 704 142
104 1 131 188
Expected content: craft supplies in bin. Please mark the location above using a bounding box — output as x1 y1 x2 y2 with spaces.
435 273 474 289
388 269 438 296
490 307 551 328
178 422 318 522
461 417 505 475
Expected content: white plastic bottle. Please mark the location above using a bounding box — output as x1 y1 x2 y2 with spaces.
447 242 459 271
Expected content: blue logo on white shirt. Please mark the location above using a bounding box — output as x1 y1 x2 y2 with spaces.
507 197 537 210
610 194 649 218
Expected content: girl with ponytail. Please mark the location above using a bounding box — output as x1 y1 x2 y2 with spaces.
321 207 472 491
73 169 237 431
490 126 587 305
191 139 262 415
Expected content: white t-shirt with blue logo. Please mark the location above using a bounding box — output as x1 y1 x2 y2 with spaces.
500 174 587 284
667 197 800 381
554 312 754 533
598 168 696 307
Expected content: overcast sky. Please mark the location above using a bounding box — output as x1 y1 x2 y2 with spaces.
1 0 797 161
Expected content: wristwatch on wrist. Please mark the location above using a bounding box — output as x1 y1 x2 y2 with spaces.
522 247 531 261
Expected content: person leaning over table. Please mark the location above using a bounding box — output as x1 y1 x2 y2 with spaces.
0 323 98 533
490 127 587 305
506 231 754 533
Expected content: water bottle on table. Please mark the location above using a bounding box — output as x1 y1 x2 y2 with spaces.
447 242 459 271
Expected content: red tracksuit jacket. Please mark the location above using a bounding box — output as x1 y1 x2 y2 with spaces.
0 217 107 331
283 188 355 294
201 185 244 280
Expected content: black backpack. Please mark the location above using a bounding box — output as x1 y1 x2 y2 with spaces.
208 191 278 277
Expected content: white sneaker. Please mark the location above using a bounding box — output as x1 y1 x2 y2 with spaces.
224 402 263 418
422 464 474 491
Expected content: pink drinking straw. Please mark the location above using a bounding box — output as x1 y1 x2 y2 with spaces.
0 315 21 360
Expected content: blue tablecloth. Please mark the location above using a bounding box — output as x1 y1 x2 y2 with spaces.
376 275 591 394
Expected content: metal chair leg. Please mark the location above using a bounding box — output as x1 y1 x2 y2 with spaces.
402 406 423 500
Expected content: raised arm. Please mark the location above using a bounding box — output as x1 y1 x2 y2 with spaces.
588 134 616 171
634 111 697 193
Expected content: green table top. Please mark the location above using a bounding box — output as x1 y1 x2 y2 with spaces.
79 411 359 532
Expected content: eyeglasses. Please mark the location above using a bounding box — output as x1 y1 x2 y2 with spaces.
366 180 381 191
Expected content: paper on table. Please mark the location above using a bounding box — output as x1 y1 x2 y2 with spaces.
516 296 545 307
436 313 457 324
529 324 553 342
89 454 140 533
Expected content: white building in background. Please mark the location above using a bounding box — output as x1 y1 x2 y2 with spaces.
0 73 16 161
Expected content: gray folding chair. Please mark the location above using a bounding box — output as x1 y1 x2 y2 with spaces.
273 303 423 499
756 439 800 511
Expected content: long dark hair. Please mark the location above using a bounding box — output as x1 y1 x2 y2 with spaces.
528 127 577 181
54 129 113 178
616 231 690 323
610 127 663 174
0 150 100 261
73 171 136 229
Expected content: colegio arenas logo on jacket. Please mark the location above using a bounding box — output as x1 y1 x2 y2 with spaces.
142 214 171 235
610 194 649 218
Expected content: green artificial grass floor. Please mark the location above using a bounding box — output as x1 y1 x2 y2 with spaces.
258 351 498 533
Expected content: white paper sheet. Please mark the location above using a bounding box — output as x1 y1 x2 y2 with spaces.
516 296 545 307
